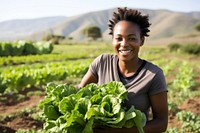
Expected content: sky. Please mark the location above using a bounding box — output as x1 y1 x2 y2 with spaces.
0 0 200 22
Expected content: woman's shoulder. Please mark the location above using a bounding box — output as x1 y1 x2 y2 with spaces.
96 53 117 61
144 60 163 74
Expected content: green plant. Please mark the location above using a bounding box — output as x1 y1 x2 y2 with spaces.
176 111 200 132
16 94 26 101
195 23 200 32
27 91 43 97
16 129 44 133
168 101 179 116
168 43 181 52
0 59 91 94
165 128 183 133
172 62 195 97
0 40 54 57
82 26 102 40
181 43 200 55
39 81 146 133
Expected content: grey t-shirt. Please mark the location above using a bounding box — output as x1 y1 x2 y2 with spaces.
89 54 167 117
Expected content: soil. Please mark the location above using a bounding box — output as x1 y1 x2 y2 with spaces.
0 94 45 132
0 96 44 114
178 97 200 115
5 115 43 131
167 97 200 129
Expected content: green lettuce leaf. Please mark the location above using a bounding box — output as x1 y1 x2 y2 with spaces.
59 94 77 115
100 81 128 99
66 110 85 127
123 106 146 133
44 103 60 120
82 118 94 133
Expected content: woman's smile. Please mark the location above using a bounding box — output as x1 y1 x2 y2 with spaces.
118 49 133 56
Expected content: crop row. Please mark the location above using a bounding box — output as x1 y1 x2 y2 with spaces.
0 57 181 95
0 41 53 56
167 61 198 108
0 53 92 66
0 43 113 66
0 59 92 94
165 111 200 133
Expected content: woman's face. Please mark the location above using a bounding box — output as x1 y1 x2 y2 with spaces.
112 20 144 62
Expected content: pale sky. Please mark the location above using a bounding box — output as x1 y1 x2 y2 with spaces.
0 0 200 22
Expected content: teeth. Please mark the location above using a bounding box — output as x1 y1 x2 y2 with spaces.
119 50 132 52
119 50 132 55
121 50 131 52
119 49 131 51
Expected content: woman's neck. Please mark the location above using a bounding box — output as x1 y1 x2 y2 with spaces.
118 58 141 77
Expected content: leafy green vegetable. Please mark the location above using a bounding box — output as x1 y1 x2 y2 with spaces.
44 103 60 120
59 94 77 115
39 81 146 133
123 106 146 133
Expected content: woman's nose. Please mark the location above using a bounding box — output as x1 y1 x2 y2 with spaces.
120 39 128 47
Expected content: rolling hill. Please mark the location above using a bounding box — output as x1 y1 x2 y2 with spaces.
0 8 199 41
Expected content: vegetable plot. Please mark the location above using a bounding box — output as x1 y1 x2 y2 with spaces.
39 81 146 133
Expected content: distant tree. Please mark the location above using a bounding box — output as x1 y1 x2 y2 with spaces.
43 34 52 41
195 23 200 32
68 37 73 40
82 26 102 40
43 34 65 44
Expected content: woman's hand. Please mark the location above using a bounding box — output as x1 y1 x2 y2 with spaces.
93 126 139 133
93 125 112 133
93 127 113 133
93 127 122 133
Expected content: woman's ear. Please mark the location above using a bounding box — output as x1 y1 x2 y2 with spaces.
140 36 145 46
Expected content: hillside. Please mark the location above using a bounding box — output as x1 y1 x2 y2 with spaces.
0 16 67 41
0 8 200 41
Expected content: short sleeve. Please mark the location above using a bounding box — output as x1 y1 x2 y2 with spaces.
89 54 103 80
148 69 167 96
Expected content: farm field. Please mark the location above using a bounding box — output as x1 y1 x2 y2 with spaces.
0 41 199 133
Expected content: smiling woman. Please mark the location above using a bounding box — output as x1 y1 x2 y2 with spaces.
112 21 142 68
79 7 168 133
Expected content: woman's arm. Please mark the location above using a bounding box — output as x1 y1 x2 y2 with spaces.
144 91 168 133
78 70 98 88
93 92 168 133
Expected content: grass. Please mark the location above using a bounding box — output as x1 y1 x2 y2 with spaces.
52 41 113 55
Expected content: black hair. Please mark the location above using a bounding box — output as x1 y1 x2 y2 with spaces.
108 7 151 37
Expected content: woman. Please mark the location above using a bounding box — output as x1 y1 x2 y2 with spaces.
79 7 168 133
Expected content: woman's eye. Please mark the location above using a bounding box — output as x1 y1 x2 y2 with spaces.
115 37 122 41
129 37 136 41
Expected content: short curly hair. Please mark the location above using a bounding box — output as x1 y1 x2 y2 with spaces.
108 7 151 37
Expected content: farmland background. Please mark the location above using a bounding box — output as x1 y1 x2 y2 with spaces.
0 41 200 132
0 5 200 133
